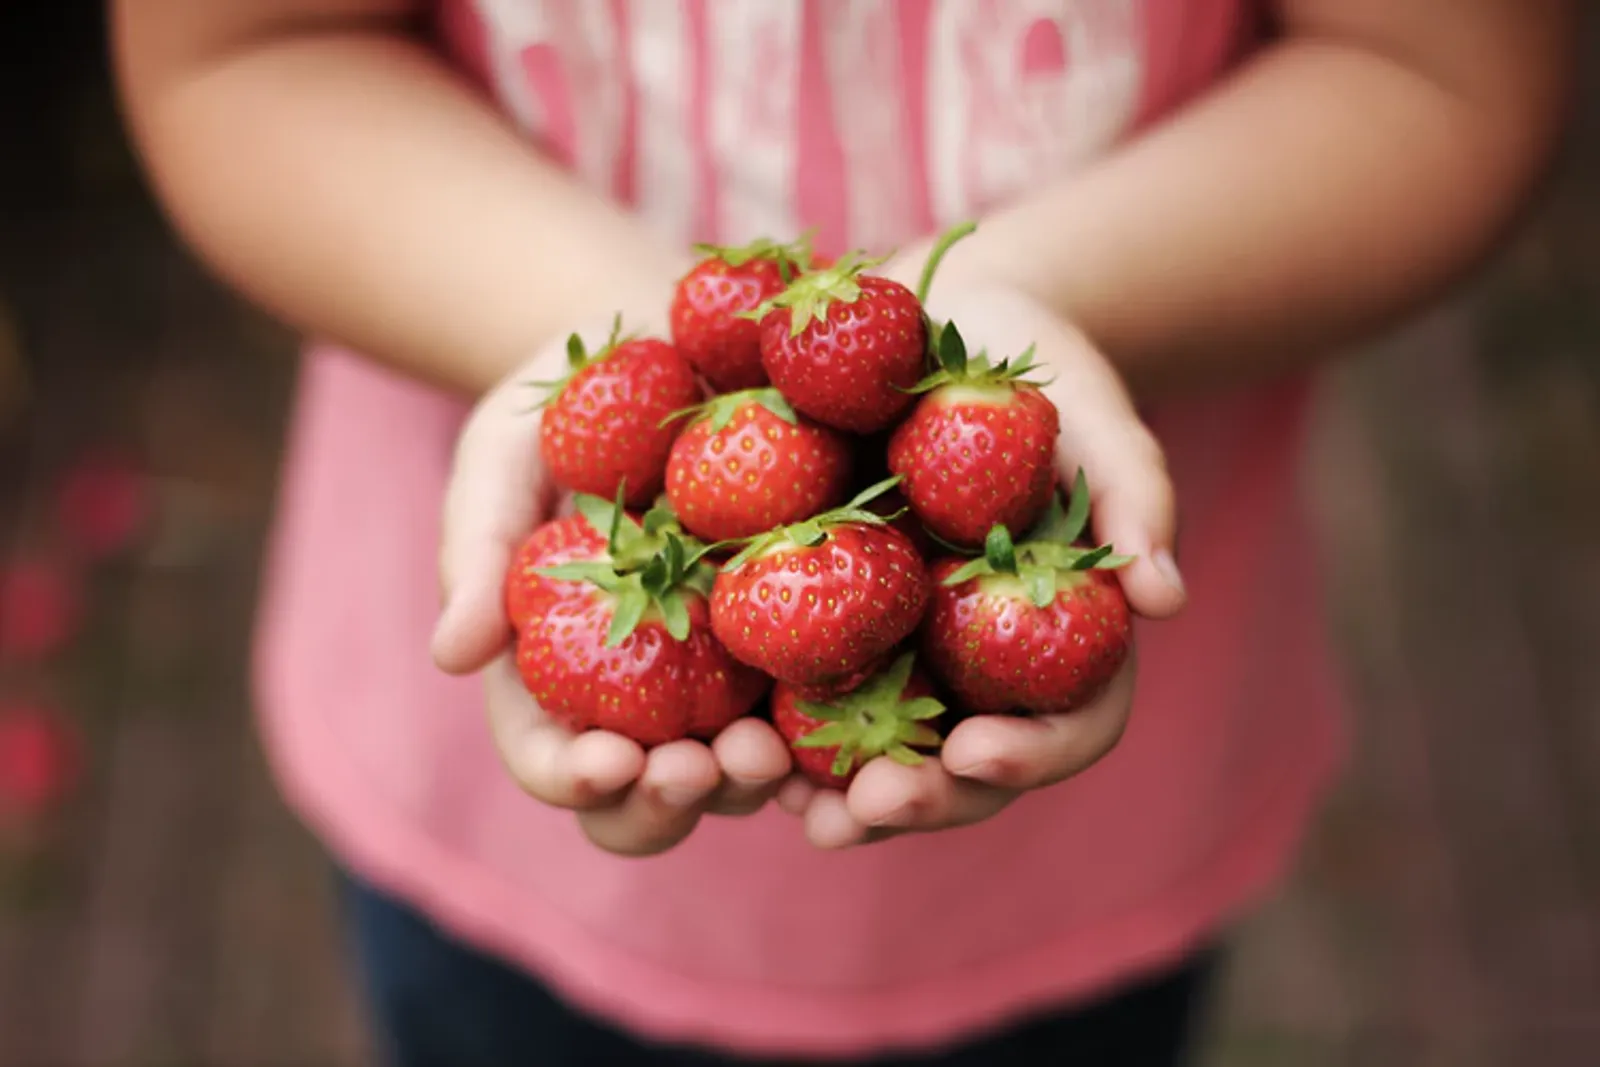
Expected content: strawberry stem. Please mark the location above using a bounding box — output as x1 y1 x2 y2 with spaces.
914 220 977 306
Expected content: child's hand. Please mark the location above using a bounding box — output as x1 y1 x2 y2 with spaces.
431 320 795 857
778 282 1188 849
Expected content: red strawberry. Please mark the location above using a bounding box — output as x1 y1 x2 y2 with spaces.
921 474 1133 716
888 322 1060 548
754 222 975 434
664 388 853 543
504 511 611 631
755 254 926 434
0 558 81 663
537 318 702 507
710 478 931 689
0 702 80 818
515 525 768 746
505 494 704 630
55 449 148 560
670 237 813 392
773 653 946 789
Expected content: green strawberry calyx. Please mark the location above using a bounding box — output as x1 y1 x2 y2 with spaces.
903 319 1054 396
657 387 798 434
940 470 1135 608
534 485 716 647
790 653 946 777
524 313 635 409
692 232 816 283
742 249 892 336
719 475 904 572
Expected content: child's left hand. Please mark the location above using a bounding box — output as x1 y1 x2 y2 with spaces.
777 279 1188 849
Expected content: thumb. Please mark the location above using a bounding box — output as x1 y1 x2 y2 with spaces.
432 387 551 675
1066 421 1185 620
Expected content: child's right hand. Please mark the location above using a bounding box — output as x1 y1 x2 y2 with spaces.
430 320 797 857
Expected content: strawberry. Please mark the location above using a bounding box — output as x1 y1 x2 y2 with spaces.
753 222 975 434
515 512 768 746
663 388 853 543
922 473 1134 717
710 478 931 689
670 237 813 392
888 322 1060 548
504 494 644 630
536 317 702 507
754 254 926 434
773 653 947 789
0 701 80 819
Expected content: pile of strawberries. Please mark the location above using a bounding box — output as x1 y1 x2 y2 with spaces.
504 224 1133 789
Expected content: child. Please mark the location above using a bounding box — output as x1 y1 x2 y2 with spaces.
111 1 1571 1063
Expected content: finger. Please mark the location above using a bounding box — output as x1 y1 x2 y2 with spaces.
775 775 818 816
1044 340 1185 621
484 657 645 808
432 387 552 674
706 718 793 816
844 755 1015 833
802 787 882 850
576 740 722 857
939 652 1138 791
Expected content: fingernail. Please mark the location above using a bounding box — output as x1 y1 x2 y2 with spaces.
947 760 998 781
1152 548 1185 595
869 805 913 828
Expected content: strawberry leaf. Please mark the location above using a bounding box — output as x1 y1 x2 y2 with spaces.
886 744 927 767
534 561 618 587
751 388 798 426
785 520 826 547
1069 544 1115 570
983 524 1019 575
839 475 903 513
942 555 995 587
658 589 691 641
938 322 969 376
1019 561 1057 609
604 582 651 648
574 493 620 539
1062 469 1092 544
830 744 861 778
899 698 947 722
642 506 678 538
874 652 916 700
793 722 856 748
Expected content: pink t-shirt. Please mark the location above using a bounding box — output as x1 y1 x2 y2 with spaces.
253 0 1348 1057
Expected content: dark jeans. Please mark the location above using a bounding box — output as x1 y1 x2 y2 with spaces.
340 872 1221 1067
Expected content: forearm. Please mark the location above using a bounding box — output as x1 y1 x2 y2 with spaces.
928 12 1572 399
114 18 684 397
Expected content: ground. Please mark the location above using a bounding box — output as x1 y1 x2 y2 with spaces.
0 6 1596 1065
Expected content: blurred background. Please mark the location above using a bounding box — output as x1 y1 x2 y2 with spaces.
0 4 1596 1065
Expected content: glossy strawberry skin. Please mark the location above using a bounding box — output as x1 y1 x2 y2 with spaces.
516 592 768 746
503 515 612 631
539 339 702 507
710 525 930 688
670 258 789 391
759 277 927 434
888 385 1060 548
922 559 1131 716
772 669 940 789
665 402 853 544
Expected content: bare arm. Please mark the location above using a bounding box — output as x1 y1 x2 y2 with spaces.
111 0 686 397
916 0 1576 399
